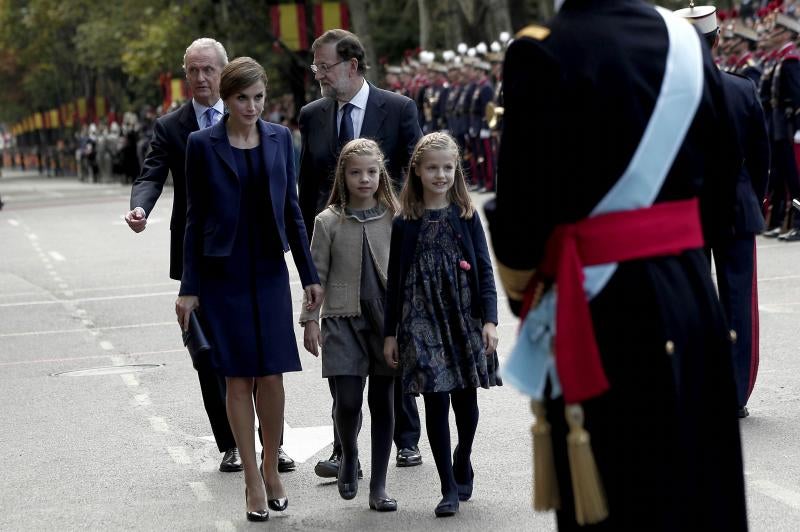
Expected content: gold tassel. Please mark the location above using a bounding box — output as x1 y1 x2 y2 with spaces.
530 400 560 511
565 404 608 525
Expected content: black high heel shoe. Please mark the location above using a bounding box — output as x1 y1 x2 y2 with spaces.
268 497 288 512
452 445 474 501
337 452 359 500
245 487 269 522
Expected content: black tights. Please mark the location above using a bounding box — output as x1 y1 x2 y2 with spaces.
422 388 479 501
334 375 395 496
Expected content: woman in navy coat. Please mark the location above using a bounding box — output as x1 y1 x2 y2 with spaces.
176 57 322 521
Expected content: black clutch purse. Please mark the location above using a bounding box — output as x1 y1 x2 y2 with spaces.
182 309 211 370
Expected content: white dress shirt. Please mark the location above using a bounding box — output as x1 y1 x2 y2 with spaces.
336 80 370 138
192 99 225 129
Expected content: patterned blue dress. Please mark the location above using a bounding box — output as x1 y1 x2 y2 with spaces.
398 208 502 394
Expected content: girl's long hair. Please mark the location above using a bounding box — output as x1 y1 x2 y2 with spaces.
326 138 399 217
399 132 474 220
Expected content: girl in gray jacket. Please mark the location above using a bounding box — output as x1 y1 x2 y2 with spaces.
300 138 399 512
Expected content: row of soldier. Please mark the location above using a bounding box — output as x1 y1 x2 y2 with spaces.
717 8 800 240
382 45 505 194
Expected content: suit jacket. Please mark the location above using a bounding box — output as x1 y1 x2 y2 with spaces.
179 118 319 296
130 101 198 280
721 72 770 236
297 83 422 238
384 205 497 338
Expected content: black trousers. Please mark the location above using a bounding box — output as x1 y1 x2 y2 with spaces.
196 361 236 453
329 376 420 454
712 236 759 408
767 139 800 230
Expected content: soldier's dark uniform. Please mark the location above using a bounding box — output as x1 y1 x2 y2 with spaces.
765 38 800 240
486 1 746 529
469 69 495 191
715 70 769 417
457 77 477 183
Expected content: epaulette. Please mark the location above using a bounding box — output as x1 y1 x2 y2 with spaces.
515 24 550 41
783 53 800 62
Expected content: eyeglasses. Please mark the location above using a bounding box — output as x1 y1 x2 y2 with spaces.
309 59 347 75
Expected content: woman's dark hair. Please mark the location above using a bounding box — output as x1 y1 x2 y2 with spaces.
219 57 268 100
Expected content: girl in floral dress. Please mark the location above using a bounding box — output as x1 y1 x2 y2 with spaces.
383 132 501 517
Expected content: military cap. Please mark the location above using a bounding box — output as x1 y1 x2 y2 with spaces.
673 3 718 35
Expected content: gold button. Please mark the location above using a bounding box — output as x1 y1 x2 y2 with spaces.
729 330 738 343
665 340 675 355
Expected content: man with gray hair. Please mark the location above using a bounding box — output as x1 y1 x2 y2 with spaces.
124 38 251 473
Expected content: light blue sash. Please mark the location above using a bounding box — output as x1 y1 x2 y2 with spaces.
502 7 704 400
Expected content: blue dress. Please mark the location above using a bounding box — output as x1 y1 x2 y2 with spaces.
198 146 301 377
398 208 502 394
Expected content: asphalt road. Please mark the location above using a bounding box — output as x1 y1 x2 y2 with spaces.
1 170 798 531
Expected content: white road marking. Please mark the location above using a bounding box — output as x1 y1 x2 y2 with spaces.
281 422 334 464
0 349 184 368
0 321 175 338
26 233 37 240
751 479 800 511
0 282 177 299
214 521 236 532
99 341 114 351
8 219 19 226
44 264 53 270
189 482 213 502
58 284 68 290
167 446 191 464
121 374 139 387
0 291 177 308
134 394 151 407
110 356 125 365
48 251 65 261
63 291 73 297
82 320 94 327
149 417 168 432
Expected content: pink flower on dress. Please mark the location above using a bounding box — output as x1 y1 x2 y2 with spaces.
459 260 472 271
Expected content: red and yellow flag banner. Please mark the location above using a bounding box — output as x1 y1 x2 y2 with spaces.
270 2 309 51
313 2 349 37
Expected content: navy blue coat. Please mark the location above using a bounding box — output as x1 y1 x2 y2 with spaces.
129 101 198 280
179 118 319 296
721 72 770 236
384 205 498 338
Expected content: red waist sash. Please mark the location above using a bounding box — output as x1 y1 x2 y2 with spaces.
524 198 705 404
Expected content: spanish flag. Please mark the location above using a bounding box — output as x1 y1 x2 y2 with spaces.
95 96 107 121
313 2 350 36
171 78 186 104
270 2 309 51
77 97 88 124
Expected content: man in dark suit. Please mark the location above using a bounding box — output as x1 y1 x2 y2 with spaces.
297 29 424 477
488 2 746 529
124 38 296 473
678 7 771 419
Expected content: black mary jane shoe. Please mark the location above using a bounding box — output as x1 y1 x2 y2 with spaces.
337 454 359 500
452 447 474 501
268 497 288 512
368 494 398 512
245 488 269 522
434 497 459 517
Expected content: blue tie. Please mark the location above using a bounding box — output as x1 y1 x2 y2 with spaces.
203 108 216 129
338 103 354 149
